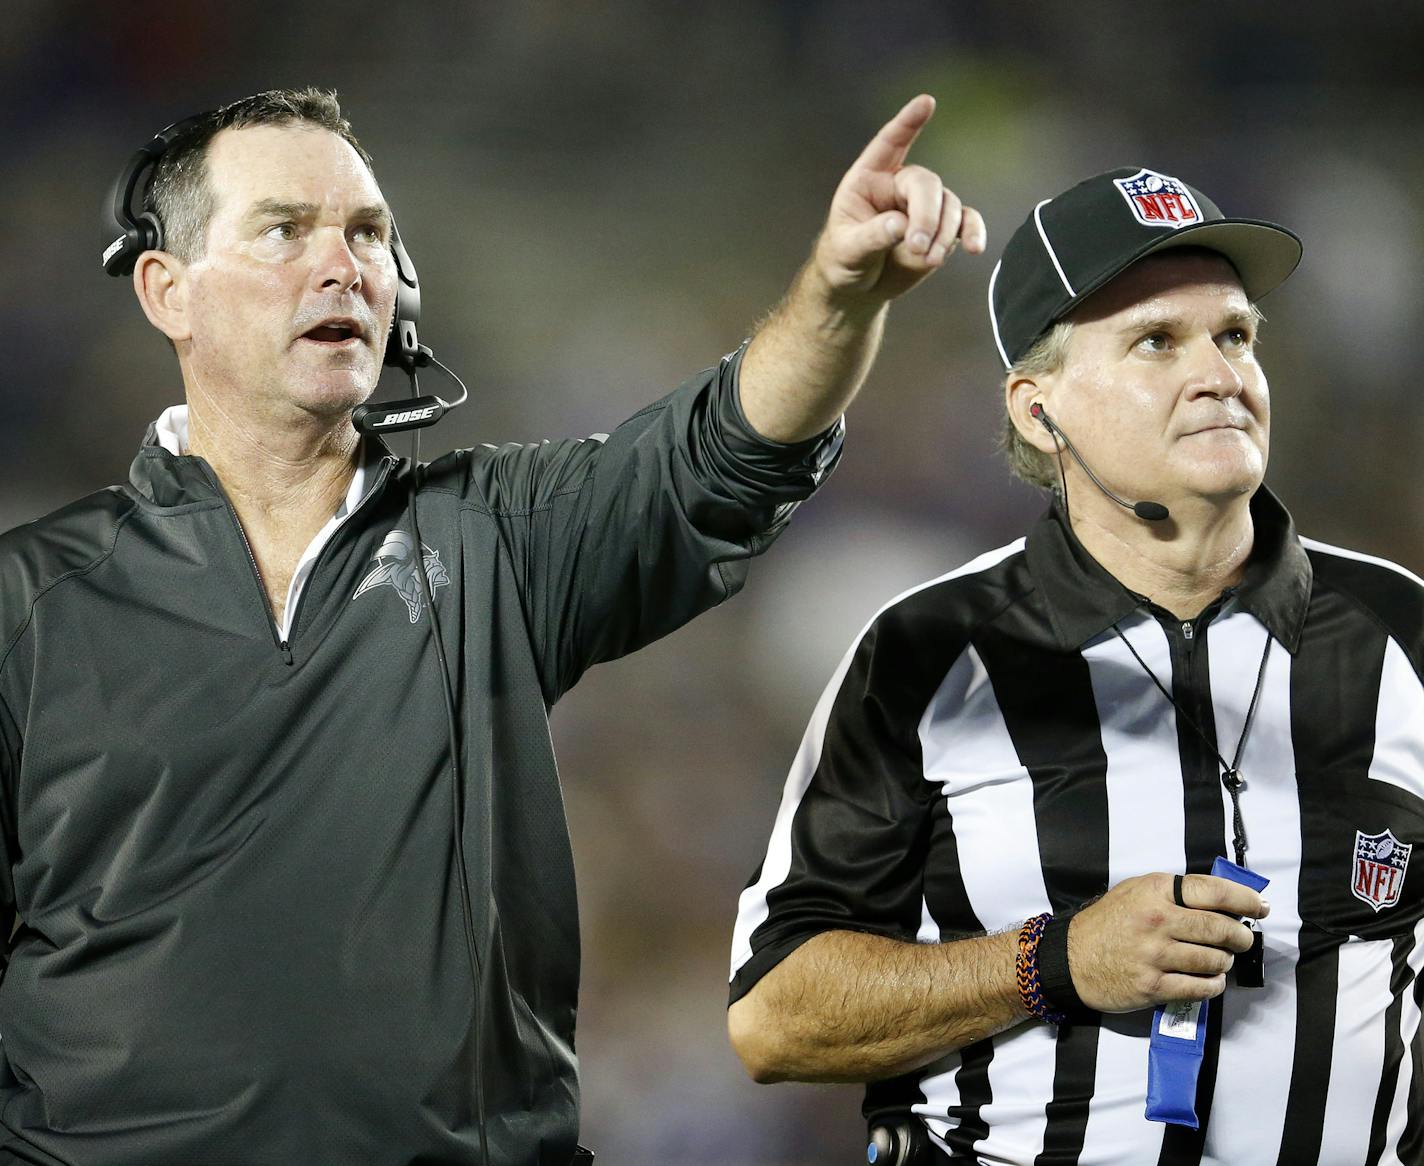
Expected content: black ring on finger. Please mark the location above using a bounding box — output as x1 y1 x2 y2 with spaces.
1172 874 1187 909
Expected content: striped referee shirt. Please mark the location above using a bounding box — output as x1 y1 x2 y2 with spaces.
730 488 1424 1166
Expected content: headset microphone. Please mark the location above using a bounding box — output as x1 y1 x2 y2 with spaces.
1030 403 1170 522
349 219 469 436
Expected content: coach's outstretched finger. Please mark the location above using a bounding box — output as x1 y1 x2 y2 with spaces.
814 94 985 303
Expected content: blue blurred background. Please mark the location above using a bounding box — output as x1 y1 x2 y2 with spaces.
4 2 1422 1161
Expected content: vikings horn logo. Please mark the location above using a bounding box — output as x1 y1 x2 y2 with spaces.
353 529 451 624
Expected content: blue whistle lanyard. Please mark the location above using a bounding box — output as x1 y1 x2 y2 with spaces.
1147 858 1270 1128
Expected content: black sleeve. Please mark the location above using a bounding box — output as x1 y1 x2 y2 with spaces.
464 344 843 703
727 614 941 1005
0 689 20 969
1307 547 1424 683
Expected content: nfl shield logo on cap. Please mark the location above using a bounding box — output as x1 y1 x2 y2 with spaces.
1113 169 1204 230
1352 828 1412 913
987 165 1302 367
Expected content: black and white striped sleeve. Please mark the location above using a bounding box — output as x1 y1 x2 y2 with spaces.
728 595 970 1005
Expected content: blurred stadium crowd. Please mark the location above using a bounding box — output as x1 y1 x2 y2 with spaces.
3 2 1422 1161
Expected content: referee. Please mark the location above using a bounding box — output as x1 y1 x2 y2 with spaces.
728 168 1424 1164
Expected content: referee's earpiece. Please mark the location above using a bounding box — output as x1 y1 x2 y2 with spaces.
1030 401 1054 437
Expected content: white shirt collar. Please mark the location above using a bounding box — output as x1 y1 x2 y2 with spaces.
152 403 189 456
149 404 376 640
151 403 371 515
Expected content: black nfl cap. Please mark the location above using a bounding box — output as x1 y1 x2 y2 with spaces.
988 167 1302 368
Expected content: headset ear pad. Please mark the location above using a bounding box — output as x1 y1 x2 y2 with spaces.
102 159 166 277
136 210 165 257
102 211 163 279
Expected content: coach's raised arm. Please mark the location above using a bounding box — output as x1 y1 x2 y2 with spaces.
740 94 985 443
0 88 978 1166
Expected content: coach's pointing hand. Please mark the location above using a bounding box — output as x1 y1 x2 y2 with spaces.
1065 873 1270 1014
738 94 984 444
815 94 987 304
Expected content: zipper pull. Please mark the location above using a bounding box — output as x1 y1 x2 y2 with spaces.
279 641 294 666
1182 620 1195 642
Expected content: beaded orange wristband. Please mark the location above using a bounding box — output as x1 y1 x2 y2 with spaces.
1016 912 1068 1025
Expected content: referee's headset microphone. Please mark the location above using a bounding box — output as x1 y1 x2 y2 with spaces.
1030 402 1171 523
101 108 527 1166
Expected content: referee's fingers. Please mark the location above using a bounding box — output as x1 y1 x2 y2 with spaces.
1174 909 1255 953
1156 971 1229 1003
1163 940 1237 977
1172 873 1269 920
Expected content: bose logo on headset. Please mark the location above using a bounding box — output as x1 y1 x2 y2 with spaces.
372 406 439 427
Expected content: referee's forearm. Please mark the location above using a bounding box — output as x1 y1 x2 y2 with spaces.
727 928 1027 1084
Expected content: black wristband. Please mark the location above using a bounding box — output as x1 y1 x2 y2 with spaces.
1036 912 1096 1022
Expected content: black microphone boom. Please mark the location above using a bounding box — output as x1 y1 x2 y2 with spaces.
1029 404 1170 522
353 353 470 436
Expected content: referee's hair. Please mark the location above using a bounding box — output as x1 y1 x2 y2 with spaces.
999 320 1073 490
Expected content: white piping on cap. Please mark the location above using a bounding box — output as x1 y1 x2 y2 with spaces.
987 259 1010 368
1033 198 1076 297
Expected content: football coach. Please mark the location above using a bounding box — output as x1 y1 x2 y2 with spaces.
0 89 981 1165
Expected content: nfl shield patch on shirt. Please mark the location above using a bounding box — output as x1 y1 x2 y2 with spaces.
1352 828 1412 912
1113 168 1203 230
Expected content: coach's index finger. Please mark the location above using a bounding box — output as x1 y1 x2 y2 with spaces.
1178 873 1270 920
850 94 936 176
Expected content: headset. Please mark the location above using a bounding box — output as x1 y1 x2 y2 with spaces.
98 103 573 1165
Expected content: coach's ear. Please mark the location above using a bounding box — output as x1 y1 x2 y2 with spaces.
1005 370 1059 456
132 251 192 343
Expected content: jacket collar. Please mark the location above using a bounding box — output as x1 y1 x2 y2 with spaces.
129 428 225 508
1025 485 1313 653
130 417 397 510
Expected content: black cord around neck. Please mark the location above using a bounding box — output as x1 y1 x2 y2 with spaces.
406 423 490 1166
1110 618 1273 868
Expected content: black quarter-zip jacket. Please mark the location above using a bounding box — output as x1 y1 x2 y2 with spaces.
0 349 841 1165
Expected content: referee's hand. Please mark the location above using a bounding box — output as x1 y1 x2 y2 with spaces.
1065 873 1270 1014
